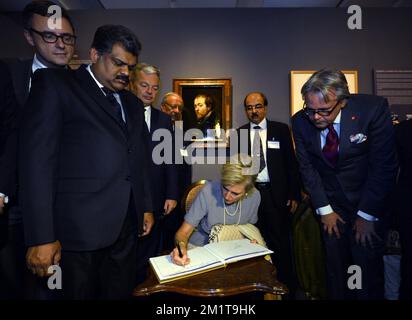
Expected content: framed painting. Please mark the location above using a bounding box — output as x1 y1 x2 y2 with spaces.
173 78 231 143
290 70 358 116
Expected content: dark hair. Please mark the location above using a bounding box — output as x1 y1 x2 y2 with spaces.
91 25 142 57
22 1 74 32
195 94 214 111
243 92 268 108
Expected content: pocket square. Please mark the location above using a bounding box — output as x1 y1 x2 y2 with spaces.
350 133 367 144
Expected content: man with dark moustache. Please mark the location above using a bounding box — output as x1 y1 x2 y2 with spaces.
238 92 301 298
19 25 153 299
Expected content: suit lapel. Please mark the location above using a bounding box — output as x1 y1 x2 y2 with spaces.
74 65 128 134
119 91 139 136
150 107 158 134
338 100 359 163
307 120 326 164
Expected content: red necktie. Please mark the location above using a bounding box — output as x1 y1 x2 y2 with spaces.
322 124 339 166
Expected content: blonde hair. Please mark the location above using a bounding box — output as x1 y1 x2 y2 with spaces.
221 154 257 194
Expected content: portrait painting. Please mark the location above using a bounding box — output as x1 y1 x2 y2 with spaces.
173 78 232 142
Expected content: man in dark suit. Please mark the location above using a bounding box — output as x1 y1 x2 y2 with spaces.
0 61 17 248
291 69 398 299
395 119 412 299
19 25 153 299
238 92 301 297
130 63 178 282
0 1 76 299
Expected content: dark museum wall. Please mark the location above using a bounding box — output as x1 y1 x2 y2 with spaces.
1 8 411 180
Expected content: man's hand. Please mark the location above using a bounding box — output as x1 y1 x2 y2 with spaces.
321 212 346 238
287 199 298 214
353 216 381 247
163 199 177 215
26 240 61 277
0 196 4 215
139 212 154 237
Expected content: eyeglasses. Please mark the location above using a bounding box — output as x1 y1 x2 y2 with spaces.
245 104 265 112
222 185 243 197
29 28 76 45
303 100 340 117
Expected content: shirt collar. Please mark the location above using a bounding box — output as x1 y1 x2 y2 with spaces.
86 64 107 92
250 118 267 130
32 54 48 73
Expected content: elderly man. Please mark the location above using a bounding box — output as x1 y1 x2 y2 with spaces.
291 69 398 299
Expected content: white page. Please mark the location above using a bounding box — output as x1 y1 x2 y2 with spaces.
150 246 223 281
204 239 273 264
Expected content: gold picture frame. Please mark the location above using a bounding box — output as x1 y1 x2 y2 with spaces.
290 70 358 116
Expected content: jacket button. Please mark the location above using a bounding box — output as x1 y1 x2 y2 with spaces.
125 176 131 181
128 148 132 153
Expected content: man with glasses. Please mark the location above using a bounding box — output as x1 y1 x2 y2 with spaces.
0 1 76 299
237 92 301 298
129 63 178 283
291 69 398 299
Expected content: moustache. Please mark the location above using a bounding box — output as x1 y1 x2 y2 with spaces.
116 75 130 84
251 113 259 118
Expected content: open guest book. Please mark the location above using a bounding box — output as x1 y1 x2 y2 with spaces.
149 239 273 283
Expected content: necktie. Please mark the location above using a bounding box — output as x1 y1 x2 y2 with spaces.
253 126 266 173
101 87 126 126
322 124 339 166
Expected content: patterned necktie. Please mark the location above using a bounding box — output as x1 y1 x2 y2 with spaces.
253 126 266 173
322 124 339 166
101 87 126 125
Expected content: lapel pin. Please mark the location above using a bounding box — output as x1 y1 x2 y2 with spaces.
351 115 356 120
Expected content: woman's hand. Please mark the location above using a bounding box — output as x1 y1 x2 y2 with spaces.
171 242 190 266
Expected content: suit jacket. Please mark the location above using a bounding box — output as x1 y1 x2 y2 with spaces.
237 120 301 209
0 61 17 197
147 107 178 214
291 94 398 219
394 120 412 219
0 60 18 247
0 59 31 203
19 65 153 251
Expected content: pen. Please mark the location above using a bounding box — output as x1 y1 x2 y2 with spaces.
176 241 183 258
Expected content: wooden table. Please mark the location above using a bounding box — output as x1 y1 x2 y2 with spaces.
134 256 288 300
